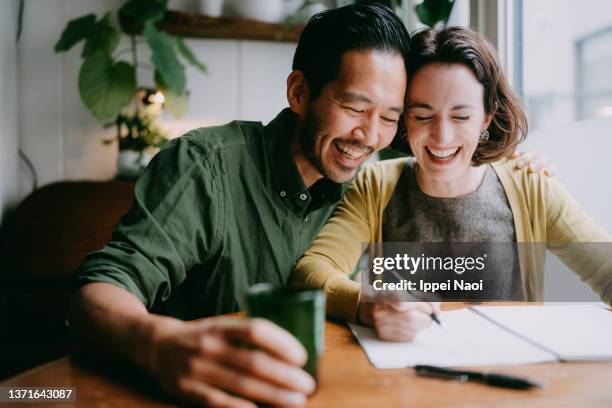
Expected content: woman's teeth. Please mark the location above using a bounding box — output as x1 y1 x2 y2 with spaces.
427 146 459 159
335 142 367 159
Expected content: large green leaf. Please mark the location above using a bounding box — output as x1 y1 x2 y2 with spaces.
176 38 207 73
82 13 120 58
155 71 189 119
415 0 454 28
78 52 135 122
54 14 96 52
119 0 168 23
144 22 185 95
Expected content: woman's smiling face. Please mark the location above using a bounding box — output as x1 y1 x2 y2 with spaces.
405 62 491 184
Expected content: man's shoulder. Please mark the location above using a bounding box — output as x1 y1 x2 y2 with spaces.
179 120 265 154
150 120 265 176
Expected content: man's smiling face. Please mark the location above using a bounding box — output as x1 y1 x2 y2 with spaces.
300 49 407 183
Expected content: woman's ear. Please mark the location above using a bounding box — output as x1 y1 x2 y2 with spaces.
481 112 493 132
287 70 309 117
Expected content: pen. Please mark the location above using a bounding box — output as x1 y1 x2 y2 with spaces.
414 365 544 390
386 269 449 331
429 313 450 331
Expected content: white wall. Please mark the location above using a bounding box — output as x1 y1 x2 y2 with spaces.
19 0 122 188
18 0 294 188
522 118 612 301
522 118 612 233
0 0 20 223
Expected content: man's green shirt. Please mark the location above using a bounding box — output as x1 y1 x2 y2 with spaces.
75 109 346 319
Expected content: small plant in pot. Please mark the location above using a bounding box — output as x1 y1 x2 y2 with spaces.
106 99 169 179
54 0 205 179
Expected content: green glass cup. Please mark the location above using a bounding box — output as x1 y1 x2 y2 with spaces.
244 283 326 380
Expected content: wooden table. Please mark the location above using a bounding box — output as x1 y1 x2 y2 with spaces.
2 316 612 407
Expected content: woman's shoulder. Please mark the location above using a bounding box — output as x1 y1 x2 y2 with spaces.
360 157 412 181
347 157 412 205
352 157 411 191
491 156 572 211
491 157 548 191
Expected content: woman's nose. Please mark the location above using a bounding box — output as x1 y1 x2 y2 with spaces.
431 119 454 145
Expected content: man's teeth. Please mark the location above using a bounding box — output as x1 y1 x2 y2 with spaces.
427 147 459 158
335 142 366 159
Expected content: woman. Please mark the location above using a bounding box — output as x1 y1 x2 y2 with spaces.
291 26 612 341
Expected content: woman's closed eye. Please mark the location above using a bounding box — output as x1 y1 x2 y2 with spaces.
414 115 434 122
452 115 470 121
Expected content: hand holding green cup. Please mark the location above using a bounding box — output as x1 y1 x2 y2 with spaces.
244 283 326 380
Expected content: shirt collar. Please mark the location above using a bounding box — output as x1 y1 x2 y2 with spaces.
264 109 346 214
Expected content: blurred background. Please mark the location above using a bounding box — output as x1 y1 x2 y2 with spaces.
0 0 611 379
2 0 612 210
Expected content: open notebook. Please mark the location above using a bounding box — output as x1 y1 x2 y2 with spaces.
349 305 612 368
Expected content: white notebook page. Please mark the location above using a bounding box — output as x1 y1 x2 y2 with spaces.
349 308 555 368
474 305 612 361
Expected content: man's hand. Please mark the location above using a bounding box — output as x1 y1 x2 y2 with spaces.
147 317 316 408
358 301 440 342
512 151 558 176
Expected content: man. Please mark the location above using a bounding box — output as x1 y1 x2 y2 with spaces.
71 4 410 407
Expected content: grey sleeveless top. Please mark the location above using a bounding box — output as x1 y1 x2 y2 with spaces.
382 160 523 300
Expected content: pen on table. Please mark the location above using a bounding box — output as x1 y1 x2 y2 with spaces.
414 365 544 390
386 269 449 331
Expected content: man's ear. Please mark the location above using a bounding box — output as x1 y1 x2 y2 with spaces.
287 70 309 117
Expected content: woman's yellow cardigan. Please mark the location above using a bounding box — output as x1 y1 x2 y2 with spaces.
291 158 612 322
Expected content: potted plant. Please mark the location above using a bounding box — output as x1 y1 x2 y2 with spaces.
54 0 206 179
106 100 169 179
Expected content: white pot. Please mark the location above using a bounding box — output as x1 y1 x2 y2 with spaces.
117 150 155 179
231 0 284 23
199 0 224 17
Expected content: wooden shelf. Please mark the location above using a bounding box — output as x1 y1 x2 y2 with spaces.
121 10 304 43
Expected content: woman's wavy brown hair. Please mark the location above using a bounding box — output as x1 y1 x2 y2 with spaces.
391 26 528 165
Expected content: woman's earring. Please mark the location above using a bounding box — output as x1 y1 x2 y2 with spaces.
479 129 490 143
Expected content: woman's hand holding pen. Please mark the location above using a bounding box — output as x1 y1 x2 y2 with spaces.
358 301 441 342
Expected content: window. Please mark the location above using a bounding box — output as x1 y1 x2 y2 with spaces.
518 0 612 130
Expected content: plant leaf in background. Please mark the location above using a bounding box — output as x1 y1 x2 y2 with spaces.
82 13 121 58
415 0 454 28
119 0 168 23
79 52 136 122
55 0 206 142
54 14 96 52
144 22 186 95
176 38 207 73
155 71 189 119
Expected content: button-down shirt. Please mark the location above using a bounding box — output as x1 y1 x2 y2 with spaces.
75 109 346 319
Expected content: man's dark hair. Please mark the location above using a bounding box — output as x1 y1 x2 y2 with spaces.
292 3 410 99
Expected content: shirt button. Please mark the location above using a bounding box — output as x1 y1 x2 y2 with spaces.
279 191 287 197
299 193 308 201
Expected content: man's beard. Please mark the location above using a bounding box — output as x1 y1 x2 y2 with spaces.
300 106 356 183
